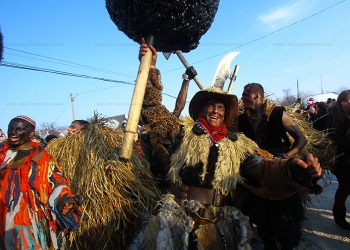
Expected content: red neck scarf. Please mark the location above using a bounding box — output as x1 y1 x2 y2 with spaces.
196 116 227 143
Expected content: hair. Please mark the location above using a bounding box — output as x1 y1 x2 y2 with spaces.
72 120 89 130
44 134 58 143
327 90 350 130
316 102 327 111
244 83 264 98
32 134 41 140
72 120 89 126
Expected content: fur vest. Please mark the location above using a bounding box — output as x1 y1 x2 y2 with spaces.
237 100 291 155
168 116 258 195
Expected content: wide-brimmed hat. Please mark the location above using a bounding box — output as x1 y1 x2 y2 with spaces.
189 86 238 126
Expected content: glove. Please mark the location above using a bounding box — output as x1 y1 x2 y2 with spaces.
182 66 197 80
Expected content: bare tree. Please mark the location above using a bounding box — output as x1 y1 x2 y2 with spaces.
278 88 296 106
336 86 348 93
37 122 67 137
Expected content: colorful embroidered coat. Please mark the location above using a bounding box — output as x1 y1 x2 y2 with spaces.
0 141 81 249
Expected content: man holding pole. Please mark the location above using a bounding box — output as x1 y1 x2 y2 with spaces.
138 40 323 250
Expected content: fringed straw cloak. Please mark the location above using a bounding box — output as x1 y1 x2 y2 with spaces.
47 115 160 249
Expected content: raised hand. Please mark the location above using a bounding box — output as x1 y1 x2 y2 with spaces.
139 38 157 69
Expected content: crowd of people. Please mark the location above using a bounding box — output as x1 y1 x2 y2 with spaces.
296 97 337 130
1 37 349 250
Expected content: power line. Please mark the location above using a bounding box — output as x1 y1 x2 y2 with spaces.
2 0 345 89
3 46 136 78
1 61 135 85
0 61 181 100
54 96 70 123
4 51 108 72
163 0 347 73
4 1 346 78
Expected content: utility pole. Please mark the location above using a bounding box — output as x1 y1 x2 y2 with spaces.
292 75 300 98
320 74 323 94
70 94 78 120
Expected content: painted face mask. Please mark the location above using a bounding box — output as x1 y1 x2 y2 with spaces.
7 120 33 148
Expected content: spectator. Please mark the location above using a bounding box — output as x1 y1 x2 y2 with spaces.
307 106 317 123
326 90 350 230
305 97 315 110
313 102 328 131
0 128 7 142
31 134 42 143
41 134 58 147
120 119 127 132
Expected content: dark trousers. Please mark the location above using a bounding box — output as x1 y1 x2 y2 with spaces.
333 175 350 218
240 193 304 250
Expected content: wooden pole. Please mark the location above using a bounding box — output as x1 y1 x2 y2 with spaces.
119 36 153 160
175 50 204 90
227 65 240 93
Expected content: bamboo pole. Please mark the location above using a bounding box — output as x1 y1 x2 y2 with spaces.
120 36 153 160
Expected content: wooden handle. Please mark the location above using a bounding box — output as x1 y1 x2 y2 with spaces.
175 50 204 90
119 46 153 160
227 65 240 93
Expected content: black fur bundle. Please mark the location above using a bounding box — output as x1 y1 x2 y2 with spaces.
106 0 220 52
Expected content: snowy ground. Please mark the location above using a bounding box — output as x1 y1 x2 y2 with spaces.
251 172 350 250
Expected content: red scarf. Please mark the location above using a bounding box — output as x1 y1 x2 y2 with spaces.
196 116 227 143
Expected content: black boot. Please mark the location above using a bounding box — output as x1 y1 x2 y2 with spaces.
333 207 350 230
263 238 279 250
334 217 350 230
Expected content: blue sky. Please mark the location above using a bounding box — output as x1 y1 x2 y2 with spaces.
1 0 349 133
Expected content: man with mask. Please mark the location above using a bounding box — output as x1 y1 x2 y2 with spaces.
0 115 82 249
137 39 323 250
235 83 308 249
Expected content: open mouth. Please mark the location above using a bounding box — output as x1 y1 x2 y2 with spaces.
9 136 19 143
209 115 218 121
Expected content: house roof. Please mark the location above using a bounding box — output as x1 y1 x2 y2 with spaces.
304 92 339 103
106 114 127 126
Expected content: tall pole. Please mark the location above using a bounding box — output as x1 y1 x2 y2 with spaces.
320 74 323 94
70 94 78 120
293 75 300 98
297 78 300 98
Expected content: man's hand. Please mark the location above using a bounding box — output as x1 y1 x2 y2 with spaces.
290 153 323 179
60 201 74 216
139 38 157 69
184 66 197 80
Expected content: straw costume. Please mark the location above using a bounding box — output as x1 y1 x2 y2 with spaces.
46 115 160 249
138 65 323 250
0 116 82 250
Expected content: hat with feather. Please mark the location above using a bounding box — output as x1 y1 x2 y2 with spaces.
189 52 240 126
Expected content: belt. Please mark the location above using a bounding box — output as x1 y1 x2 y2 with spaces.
171 184 229 207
